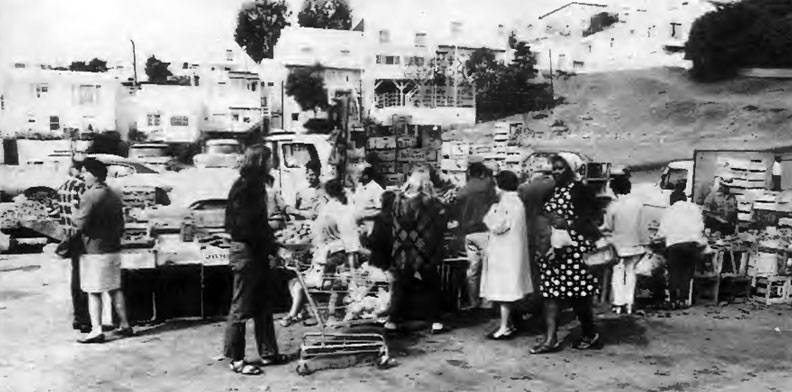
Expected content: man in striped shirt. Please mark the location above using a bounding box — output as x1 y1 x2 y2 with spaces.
57 157 89 332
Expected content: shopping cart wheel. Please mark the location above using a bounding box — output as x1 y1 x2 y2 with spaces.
296 362 312 376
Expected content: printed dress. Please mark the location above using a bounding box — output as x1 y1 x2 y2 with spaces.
538 182 599 299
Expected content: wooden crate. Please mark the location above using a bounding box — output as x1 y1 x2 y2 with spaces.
751 276 792 305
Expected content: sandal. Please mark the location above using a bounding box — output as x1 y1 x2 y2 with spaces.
279 314 304 327
259 353 290 366
530 340 562 354
573 333 602 350
229 361 262 376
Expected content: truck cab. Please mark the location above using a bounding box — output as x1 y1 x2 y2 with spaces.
263 130 333 207
633 160 693 207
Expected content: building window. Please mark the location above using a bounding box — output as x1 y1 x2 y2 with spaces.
291 113 299 121
147 113 161 126
415 32 427 47
243 117 251 123
0 95 4 111
379 30 390 44
49 116 60 130
226 49 234 62
385 55 400 65
34 83 49 98
407 56 425 66
376 55 384 64
670 22 681 38
232 114 240 122
77 84 100 105
261 96 268 107
170 115 189 126
451 21 463 34
249 81 257 92
340 49 351 56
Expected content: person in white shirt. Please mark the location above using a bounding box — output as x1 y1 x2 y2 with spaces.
352 166 385 236
656 192 706 309
293 160 328 220
601 177 644 315
772 156 782 191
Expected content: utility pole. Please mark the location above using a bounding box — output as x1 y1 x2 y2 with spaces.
548 49 554 99
130 40 138 91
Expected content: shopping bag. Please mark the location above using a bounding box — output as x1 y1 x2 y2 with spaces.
635 252 665 277
550 228 575 249
584 238 616 267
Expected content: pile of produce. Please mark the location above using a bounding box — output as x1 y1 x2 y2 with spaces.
275 221 312 246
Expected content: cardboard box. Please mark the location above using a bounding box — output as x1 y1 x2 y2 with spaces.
397 136 418 149
377 162 397 174
397 148 426 162
441 158 468 171
375 149 396 162
424 149 439 162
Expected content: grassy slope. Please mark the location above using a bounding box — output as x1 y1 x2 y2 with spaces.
460 67 792 168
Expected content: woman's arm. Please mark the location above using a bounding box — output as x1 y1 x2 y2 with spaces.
72 188 97 233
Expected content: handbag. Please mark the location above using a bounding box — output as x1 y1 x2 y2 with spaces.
55 234 83 259
584 238 616 267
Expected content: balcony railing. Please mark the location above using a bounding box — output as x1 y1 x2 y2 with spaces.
375 85 474 109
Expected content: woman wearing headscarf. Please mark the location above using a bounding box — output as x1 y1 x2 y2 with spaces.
74 158 132 343
385 166 449 334
480 170 533 340
531 153 602 354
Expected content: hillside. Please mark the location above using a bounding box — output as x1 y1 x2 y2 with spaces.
459 67 792 168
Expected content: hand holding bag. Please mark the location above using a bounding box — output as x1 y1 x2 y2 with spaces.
635 252 665 277
584 237 616 267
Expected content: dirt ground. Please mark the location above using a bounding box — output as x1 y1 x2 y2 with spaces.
1 253 791 392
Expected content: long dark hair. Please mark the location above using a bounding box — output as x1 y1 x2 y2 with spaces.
239 144 271 179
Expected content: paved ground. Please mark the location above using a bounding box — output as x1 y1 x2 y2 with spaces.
1 253 791 392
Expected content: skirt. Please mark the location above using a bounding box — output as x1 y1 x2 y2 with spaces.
80 253 122 293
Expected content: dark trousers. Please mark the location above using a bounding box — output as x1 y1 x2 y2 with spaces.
70 251 90 326
389 263 442 322
569 296 595 338
666 242 699 304
223 242 279 362
773 175 782 191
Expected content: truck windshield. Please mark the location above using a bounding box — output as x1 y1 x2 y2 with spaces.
661 168 688 190
281 143 319 168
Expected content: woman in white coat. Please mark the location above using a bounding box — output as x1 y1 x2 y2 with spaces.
481 170 533 340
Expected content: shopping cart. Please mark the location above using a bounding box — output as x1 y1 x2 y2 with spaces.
279 246 392 375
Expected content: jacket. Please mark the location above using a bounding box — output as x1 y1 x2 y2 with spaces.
74 182 124 254
453 177 497 236
225 176 275 255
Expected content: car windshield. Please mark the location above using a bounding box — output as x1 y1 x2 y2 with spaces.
661 168 688 190
130 147 168 158
207 144 241 154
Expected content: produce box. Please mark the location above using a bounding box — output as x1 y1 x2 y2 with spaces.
122 223 154 247
374 149 396 162
397 148 426 162
121 186 157 208
0 203 18 229
441 158 468 172
424 149 439 162
751 276 792 305
377 162 397 174
367 136 397 150
384 174 405 186
442 141 470 158
274 222 312 246
397 136 418 149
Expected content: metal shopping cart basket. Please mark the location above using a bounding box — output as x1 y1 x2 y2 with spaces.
280 246 393 375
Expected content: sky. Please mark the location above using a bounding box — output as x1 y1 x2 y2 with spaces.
0 0 580 66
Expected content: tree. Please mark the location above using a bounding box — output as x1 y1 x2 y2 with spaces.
297 0 352 30
285 64 328 113
68 58 108 72
144 55 173 84
234 0 292 63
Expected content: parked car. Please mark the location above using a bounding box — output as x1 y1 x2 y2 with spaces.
128 143 175 172
192 139 244 169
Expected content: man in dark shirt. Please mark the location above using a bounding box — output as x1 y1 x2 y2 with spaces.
452 159 498 310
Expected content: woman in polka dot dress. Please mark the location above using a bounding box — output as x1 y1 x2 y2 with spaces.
531 153 603 354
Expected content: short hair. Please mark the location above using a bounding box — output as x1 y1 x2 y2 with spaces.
381 190 396 212
240 144 271 178
324 178 347 204
468 162 487 178
495 170 519 191
82 158 107 182
305 159 321 175
611 176 632 195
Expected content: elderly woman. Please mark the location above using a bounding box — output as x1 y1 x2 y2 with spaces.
531 153 602 354
481 170 533 340
385 166 449 334
74 158 132 343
